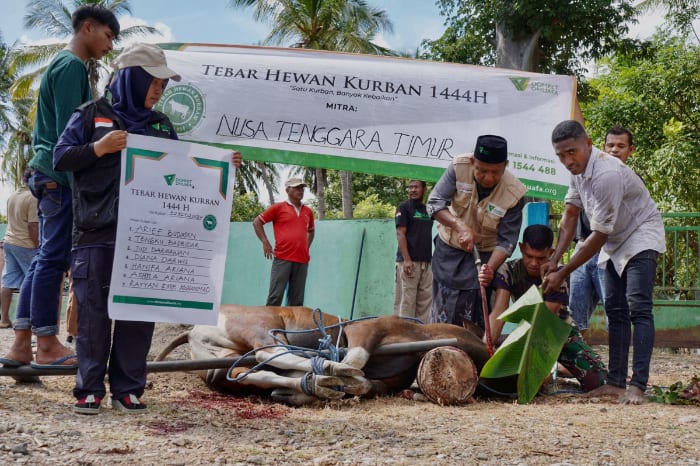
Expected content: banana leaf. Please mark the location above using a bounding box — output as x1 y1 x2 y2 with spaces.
479 285 571 404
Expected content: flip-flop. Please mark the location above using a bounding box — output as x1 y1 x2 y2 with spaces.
0 357 31 367
30 354 78 370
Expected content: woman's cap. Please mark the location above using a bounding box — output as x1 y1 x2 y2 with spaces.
112 43 181 81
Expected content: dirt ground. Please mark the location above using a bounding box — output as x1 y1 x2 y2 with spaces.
0 322 699 465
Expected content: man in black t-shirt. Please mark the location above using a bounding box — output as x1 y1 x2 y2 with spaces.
488 224 607 392
394 180 433 322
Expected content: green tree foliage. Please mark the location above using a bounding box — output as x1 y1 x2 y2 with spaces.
323 172 413 212
582 36 700 212
423 0 637 75
351 194 395 218
325 193 394 219
230 192 266 221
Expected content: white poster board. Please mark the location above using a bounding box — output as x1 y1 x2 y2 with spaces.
108 134 234 325
155 44 577 200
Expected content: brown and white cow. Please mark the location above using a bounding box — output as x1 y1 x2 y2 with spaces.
155 305 490 406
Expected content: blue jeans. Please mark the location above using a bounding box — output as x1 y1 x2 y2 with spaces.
603 250 658 390
569 249 605 330
14 171 72 335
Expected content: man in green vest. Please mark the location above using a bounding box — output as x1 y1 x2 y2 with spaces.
427 135 527 335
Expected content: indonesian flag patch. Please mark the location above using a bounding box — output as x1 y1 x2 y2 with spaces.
94 117 113 128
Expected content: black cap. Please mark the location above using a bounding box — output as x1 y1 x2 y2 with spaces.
474 135 508 164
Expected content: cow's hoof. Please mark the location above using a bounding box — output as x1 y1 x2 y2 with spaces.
270 389 317 407
338 376 372 395
314 385 346 400
325 362 363 377
315 375 345 388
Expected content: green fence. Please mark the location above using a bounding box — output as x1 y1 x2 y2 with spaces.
586 212 700 347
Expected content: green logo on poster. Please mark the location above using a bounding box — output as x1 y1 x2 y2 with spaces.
203 215 217 231
164 174 176 186
155 84 206 134
509 77 530 91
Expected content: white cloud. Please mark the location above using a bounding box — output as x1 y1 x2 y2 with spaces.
117 15 176 47
16 34 63 46
373 32 391 50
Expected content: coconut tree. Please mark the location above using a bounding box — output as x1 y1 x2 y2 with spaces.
1 34 35 187
0 97 35 187
229 0 394 218
0 33 13 135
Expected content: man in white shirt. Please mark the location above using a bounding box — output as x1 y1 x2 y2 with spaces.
542 120 665 405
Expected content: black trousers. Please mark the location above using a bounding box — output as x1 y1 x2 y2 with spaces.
71 247 154 400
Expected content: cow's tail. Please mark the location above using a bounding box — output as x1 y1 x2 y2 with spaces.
154 332 190 361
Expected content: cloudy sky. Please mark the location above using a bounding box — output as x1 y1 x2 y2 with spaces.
0 1 670 211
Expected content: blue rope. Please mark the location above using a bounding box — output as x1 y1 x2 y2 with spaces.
225 308 378 384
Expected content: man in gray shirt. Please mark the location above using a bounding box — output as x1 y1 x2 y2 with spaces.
427 135 526 336
543 120 665 405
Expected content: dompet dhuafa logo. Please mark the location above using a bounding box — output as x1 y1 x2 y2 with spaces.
509 77 530 91
155 84 206 134
164 173 194 188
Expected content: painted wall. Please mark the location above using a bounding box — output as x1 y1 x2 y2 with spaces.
222 220 396 319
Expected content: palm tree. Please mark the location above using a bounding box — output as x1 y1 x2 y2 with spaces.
0 33 13 136
235 159 281 202
1 34 35 187
0 97 35 187
229 0 394 218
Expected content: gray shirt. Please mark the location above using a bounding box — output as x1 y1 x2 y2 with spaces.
427 163 524 289
565 147 665 275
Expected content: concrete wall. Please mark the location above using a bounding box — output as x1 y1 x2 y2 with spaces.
222 220 396 319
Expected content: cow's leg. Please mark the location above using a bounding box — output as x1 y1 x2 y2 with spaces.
240 370 348 399
255 348 364 377
340 347 372 370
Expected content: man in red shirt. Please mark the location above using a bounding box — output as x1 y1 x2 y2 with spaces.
253 178 315 306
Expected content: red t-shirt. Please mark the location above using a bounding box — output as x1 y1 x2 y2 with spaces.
257 201 315 263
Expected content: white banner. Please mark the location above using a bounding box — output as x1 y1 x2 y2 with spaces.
109 134 235 325
155 44 576 200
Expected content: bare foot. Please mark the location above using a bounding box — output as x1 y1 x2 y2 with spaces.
0 320 13 329
618 386 646 405
3 329 34 365
35 335 77 366
584 384 626 398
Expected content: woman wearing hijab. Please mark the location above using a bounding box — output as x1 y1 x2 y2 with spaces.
54 43 241 415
